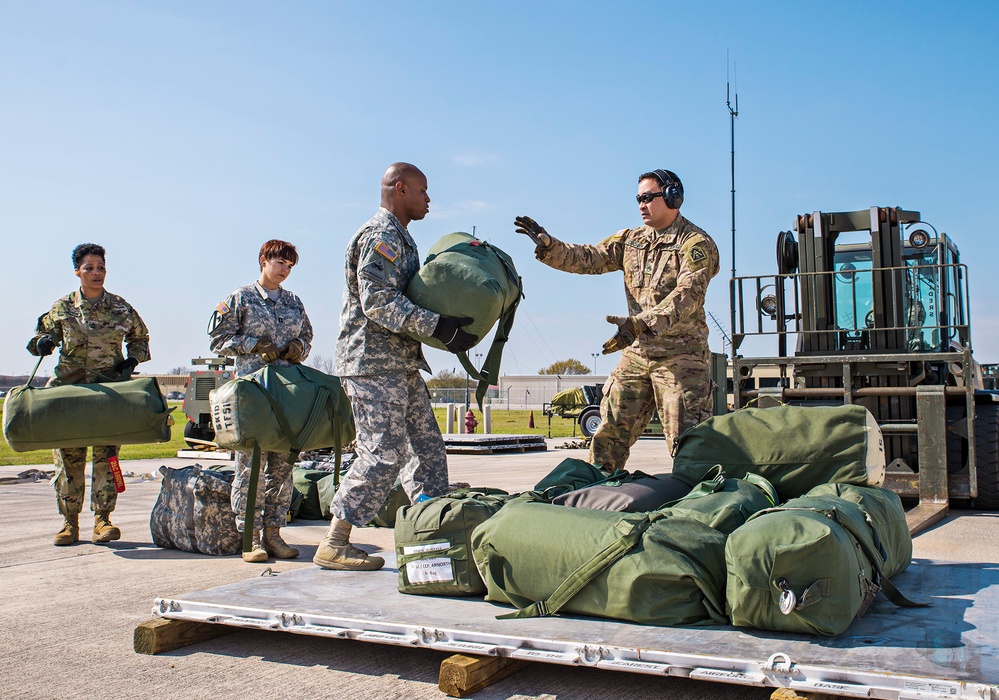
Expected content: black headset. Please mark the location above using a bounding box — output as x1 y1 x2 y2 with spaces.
652 169 684 209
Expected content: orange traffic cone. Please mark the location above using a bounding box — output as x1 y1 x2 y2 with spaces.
528 410 535 428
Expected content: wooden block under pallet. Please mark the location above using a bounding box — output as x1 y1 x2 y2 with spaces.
134 617 237 655
770 689 840 700
438 653 529 697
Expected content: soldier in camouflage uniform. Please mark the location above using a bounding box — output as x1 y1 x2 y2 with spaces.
314 162 476 572
27 243 151 546
208 239 313 563
516 169 720 472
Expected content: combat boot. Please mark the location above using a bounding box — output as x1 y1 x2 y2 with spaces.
54 514 79 546
93 512 121 543
263 526 299 559
313 518 384 571
242 531 269 563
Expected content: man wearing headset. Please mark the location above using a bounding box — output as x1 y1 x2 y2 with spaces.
515 169 719 472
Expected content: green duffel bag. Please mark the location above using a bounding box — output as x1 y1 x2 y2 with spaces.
471 494 729 626
725 492 924 637
3 372 172 451
395 489 512 596
313 471 409 527
209 364 354 456
671 404 886 502
802 482 911 578
552 472 692 512
532 457 617 498
666 469 778 535
209 364 355 553
405 232 523 409
291 468 331 521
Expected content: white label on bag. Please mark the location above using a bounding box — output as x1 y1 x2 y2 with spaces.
402 540 450 555
406 557 454 584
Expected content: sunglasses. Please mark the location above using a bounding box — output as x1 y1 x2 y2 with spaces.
636 192 665 205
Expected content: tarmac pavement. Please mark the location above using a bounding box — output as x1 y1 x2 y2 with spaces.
1 438 997 700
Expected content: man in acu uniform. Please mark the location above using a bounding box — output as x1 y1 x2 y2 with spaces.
515 169 719 472
314 162 475 572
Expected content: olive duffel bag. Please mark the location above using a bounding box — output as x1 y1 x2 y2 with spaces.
3 361 172 452
395 488 512 596
209 364 355 553
671 404 886 502
405 232 523 409
470 493 729 626
725 485 922 637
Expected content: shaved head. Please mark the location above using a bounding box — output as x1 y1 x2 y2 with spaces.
380 162 430 228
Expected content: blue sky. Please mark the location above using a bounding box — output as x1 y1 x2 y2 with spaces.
2 1 998 378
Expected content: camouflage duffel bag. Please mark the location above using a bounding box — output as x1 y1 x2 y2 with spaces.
150 465 240 556
3 376 172 452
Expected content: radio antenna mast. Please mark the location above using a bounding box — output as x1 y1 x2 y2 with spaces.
726 54 739 281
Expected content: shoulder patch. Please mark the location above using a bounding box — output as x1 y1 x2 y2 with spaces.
375 241 398 263
681 236 713 272
216 301 231 315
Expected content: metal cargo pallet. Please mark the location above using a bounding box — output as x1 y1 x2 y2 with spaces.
151 555 998 699
443 434 547 454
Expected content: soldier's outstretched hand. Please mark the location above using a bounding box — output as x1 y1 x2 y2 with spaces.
601 315 647 354
514 216 552 248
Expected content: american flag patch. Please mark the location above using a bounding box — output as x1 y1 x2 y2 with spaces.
375 242 398 262
216 301 231 315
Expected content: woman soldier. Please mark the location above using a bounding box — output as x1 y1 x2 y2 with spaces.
209 240 313 563
28 243 151 546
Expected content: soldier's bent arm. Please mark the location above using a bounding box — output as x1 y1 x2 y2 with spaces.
123 304 152 364
296 307 315 360
637 233 719 336
208 292 253 357
27 308 61 356
535 230 628 275
356 233 437 338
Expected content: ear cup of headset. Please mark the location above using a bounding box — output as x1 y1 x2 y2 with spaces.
653 168 683 209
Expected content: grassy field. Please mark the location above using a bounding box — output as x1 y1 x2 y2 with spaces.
0 403 583 467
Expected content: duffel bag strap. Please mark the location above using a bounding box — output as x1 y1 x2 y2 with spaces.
461 260 524 410
497 513 659 620
662 465 725 507
832 509 929 608
242 442 262 553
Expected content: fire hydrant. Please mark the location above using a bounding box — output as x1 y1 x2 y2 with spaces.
464 409 478 434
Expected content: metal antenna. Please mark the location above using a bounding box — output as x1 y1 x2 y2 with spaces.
708 310 732 355
726 54 739 281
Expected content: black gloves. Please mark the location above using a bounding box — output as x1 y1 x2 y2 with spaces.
113 357 139 379
252 337 281 363
601 315 648 354
432 315 477 353
281 339 306 364
514 216 552 248
35 336 56 356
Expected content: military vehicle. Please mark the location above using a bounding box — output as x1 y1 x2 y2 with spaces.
180 356 234 448
730 206 998 530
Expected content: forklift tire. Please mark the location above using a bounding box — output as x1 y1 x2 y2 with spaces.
183 420 213 449
579 407 602 438
973 403 999 510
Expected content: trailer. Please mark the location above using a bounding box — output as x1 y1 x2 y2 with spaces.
146 550 997 699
